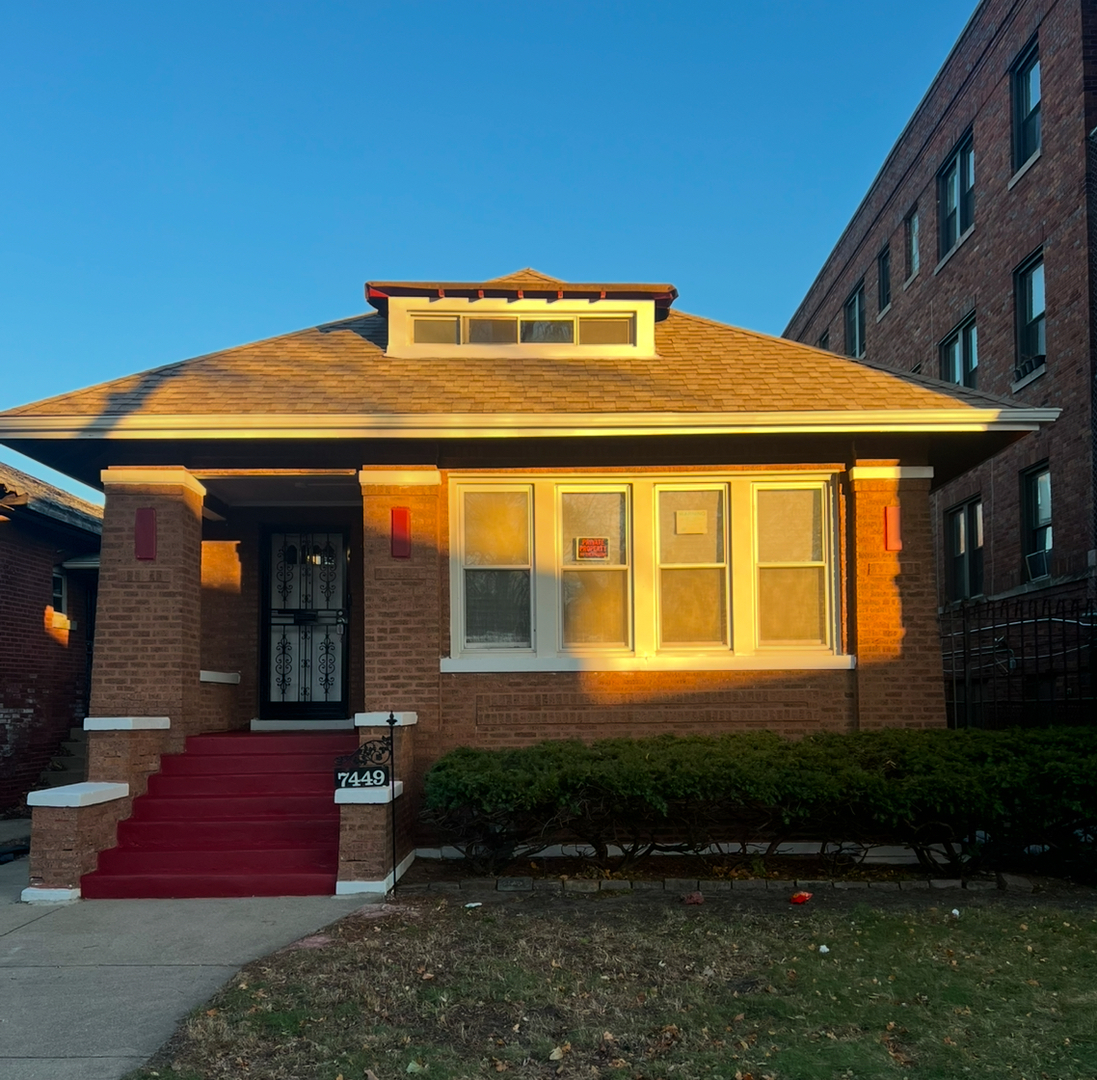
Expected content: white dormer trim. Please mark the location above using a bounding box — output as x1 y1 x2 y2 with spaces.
383 295 658 360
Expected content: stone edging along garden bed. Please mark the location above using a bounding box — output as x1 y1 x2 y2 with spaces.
397 871 1037 895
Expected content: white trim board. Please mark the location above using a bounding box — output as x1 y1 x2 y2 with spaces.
334 850 416 894
0 407 1060 441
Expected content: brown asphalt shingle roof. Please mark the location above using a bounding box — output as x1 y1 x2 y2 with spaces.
0 307 1022 420
0 463 103 532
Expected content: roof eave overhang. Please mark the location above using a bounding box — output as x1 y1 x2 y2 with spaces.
0 408 1060 441
366 282 679 311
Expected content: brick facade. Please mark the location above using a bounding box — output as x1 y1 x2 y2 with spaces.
783 0 1096 604
0 517 95 808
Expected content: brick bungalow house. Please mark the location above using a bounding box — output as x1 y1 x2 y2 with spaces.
0 269 1056 900
0 464 101 809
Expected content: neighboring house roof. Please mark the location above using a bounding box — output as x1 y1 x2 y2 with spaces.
0 270 1057 443
0 463 103 535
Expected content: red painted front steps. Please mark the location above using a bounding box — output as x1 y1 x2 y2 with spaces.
81 731 357 899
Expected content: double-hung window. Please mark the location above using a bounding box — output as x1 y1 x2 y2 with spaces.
877 245 892 312
844 283 866 358
1013 41 1041 170
940 317 978 389
459 487 533 647
945 499 984 600
905 207 920 279
1022 465 1052 580
1015 252 1045 380
938 136 975 257
449 475 840 669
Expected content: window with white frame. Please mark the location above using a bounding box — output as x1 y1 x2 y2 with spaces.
449 475 839 668
412 313 635 347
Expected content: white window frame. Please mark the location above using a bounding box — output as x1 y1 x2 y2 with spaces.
444 472 850 673
454 483 534 653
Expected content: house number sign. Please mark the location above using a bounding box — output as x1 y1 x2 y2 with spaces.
334 721 394 789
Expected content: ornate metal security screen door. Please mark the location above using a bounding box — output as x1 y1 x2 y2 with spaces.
262 530 349 720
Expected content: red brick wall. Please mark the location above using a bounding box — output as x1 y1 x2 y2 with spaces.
0 518 95 809
849 472 947 729
89 476 204 752
783 0 1095 602
27 799 129 890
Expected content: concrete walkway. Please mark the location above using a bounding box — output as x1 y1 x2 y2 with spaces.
0 823 369 1080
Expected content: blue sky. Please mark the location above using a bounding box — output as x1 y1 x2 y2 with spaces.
1 1 975 501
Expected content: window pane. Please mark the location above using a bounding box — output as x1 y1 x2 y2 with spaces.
413 317 459 344
464 491 529 565
756 489 823 562
562 570 628 645
465 570 531 646
520 319 574 343
659 489 724 564
1028 262 1045 318
660 568 727 644
1033 471 1051 526
579 317 633 345
758 567 826 644
561 492 626 565
908 212 920 274
468 318 518 344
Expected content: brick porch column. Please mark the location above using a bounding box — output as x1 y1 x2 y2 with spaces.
848 464 946 730
88 467 206 787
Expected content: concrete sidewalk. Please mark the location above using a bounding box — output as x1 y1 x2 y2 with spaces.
0 825 370 1080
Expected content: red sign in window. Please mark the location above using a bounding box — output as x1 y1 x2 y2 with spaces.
576 536 609 560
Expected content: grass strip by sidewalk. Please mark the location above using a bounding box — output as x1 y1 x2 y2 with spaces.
130 893 1096 1080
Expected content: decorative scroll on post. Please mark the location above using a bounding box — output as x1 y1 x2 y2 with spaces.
334 711 400 887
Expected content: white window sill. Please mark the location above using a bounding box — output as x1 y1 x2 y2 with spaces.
1008 149 1041 190
875 303 892 324
1011 363 1046 393
933 224 975 276
902 271 919 291
441 653 856 673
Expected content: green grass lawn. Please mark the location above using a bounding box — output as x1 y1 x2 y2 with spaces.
130 891 1097 1080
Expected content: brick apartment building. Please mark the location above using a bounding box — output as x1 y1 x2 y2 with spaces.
0 269 1054 898
0 464 101 809
784 0 1097 612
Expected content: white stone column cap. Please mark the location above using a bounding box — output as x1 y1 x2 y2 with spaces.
85 717 171 730
354 711 418 727
27 782 130 808
100 467 207 497
848 465 934 481
334 780 405 804
358 468 440 486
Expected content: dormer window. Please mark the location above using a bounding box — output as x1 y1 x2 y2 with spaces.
411 314 634 348
367 274 675 361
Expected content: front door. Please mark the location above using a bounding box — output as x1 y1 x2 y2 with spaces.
261 529 350 720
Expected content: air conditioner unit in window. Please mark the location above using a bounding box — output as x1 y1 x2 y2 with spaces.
1025 549 1050 580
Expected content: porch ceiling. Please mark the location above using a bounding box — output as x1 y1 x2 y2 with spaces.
194 470 362 507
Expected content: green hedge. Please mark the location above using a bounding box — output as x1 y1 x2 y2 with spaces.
421 728 1097 877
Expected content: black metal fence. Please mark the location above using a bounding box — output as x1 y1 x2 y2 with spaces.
940 596 1096 728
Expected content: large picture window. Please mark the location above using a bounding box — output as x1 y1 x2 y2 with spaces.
449 475 840 670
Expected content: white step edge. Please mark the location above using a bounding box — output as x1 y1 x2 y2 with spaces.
27 782 130 808
22 886 81 904
251 718 355 731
